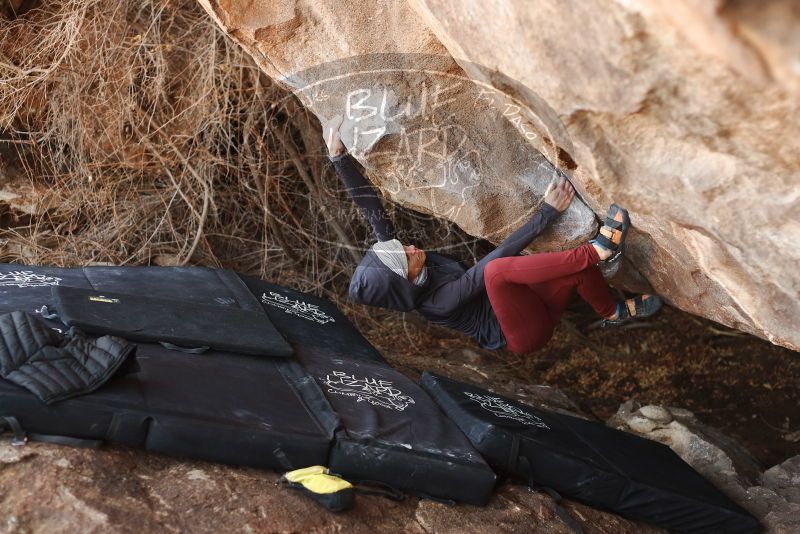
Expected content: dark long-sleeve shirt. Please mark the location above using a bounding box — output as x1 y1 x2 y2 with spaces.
329 152 396 241
330 152 558 349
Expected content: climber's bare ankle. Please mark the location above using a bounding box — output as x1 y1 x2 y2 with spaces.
592 241 612 260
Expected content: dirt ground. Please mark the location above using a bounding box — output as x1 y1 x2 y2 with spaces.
356 302 800 469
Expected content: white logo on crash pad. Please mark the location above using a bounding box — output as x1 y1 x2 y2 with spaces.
464 392 549 429
262 292 335 325
321 370 415 412
0 271 62 288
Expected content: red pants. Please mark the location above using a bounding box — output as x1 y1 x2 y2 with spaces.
485 243 617 354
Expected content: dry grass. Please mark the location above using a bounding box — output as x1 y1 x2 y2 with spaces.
1 0 315 274
0 0 482 318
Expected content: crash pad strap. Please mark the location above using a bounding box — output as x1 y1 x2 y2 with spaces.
159 342 210 354
37 305 59 320
1 416 103 449
530 482 585 534
593 233 616 251
511 436 585 534
350 479 406 502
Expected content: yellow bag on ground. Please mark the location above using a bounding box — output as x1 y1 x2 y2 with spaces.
278 465 355 512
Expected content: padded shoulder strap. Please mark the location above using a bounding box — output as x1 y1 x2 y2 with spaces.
509 434 522 470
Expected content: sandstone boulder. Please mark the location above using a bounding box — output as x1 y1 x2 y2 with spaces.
408 0 800 351
196 0 596 253
196 0 800 350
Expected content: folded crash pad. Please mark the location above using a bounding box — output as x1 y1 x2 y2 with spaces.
420 372 761 534
50 285 293 357
243 276 497 505
0 265 330 469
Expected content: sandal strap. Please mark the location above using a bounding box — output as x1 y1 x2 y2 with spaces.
626 298 638 317
628 295 660 317
593 233 618 251
603 294 661 328
603 217 624 230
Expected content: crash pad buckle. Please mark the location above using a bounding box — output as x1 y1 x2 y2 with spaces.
1 416 28 446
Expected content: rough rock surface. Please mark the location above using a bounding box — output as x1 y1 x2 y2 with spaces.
196 0 596 253
196 0 800 351
610 400 800 533
408 0 800 350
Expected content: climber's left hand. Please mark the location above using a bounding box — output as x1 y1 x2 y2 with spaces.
544 176 575 213
325 115 346 157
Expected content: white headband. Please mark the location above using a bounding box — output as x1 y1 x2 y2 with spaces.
372 239 428 286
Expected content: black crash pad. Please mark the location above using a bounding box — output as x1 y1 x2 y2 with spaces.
308 354 496 505
244 276 497 505
0 265 330 470
0 264 268 316
50 285 293 357
420 372 761 534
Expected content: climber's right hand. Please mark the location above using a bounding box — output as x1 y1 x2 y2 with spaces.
325 115 346 157
543 176 575 213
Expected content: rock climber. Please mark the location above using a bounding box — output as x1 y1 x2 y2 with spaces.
324 116 663 354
